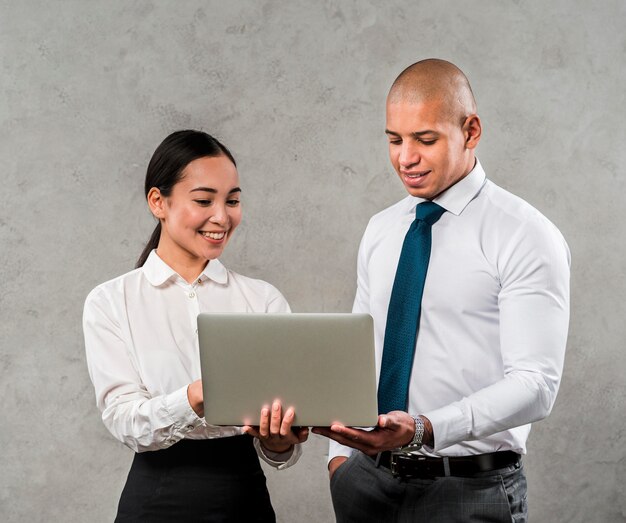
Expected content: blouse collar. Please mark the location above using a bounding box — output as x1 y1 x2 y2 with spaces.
142 250 228 286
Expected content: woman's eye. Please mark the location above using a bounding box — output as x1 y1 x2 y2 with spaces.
227 200 240 206
194 199 212 206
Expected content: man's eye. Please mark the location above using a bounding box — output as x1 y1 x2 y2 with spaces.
389 140 402 145
420 140 436 145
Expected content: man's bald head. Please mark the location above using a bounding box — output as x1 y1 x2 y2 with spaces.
388 59 477 125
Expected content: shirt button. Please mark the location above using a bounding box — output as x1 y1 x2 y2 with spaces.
197 279 202 285
187 425 194 430
188 292 195 298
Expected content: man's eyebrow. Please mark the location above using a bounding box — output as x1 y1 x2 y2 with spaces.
189 187 242 194
385 129 439 137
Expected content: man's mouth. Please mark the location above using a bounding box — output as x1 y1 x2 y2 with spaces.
401 170 430 178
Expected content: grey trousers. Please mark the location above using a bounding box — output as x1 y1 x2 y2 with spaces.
330 451 527 523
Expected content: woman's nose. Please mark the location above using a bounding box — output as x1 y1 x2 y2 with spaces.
209 204 228 225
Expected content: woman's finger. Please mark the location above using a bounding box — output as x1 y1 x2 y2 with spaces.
259 406 270 438
243 425 260 439
269 400 282 435
279 407 295 437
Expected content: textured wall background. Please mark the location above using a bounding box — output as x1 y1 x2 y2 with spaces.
1 1 624 521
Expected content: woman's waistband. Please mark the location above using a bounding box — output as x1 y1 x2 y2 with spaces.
131 434 259 470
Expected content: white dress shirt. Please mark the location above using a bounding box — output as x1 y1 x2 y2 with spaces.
330 160 570 461
84 250 300 469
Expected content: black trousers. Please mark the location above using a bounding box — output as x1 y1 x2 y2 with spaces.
115 435 275 522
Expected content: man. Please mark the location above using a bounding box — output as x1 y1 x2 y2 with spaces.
313 59 570 522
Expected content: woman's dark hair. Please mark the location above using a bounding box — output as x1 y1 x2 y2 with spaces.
135 130 237 268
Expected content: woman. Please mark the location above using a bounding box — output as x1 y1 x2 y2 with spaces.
83 130 308 521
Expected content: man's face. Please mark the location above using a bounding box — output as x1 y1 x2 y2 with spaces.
386 98 476 200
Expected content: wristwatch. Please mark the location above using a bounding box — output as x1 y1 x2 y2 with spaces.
402 415 424 451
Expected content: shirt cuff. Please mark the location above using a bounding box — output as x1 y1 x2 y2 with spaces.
253 438 302 470
163 385 206 437
423 402 470 452
327 440 354 466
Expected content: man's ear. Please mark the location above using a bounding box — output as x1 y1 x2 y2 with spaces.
147 187 165 219
464 114 482 150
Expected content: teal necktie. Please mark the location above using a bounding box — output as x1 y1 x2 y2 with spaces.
377 201 446 414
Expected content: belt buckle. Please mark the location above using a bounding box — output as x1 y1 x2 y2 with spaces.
390 450 425 478
390 451 401 476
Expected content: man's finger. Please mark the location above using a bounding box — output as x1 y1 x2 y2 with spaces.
314 427 376 453
296 427 310 443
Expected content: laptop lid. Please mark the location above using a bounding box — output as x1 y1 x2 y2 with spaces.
198 313 378 427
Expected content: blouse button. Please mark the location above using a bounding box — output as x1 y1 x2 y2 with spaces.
188 292 196 298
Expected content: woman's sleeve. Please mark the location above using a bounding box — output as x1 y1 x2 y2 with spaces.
265 285 291 313
83 288 205 452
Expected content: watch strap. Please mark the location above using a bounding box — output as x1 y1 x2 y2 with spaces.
402 415 424 451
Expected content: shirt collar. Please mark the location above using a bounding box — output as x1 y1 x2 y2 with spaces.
200 257 228 285
142 250 229 286
407 159 487 216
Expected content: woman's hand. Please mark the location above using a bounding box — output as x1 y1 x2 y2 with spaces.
187 380 204 418
244 400 309 454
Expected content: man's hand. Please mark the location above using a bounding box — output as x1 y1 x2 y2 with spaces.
244 400 309 454
328 456 348 480
313 411 418 456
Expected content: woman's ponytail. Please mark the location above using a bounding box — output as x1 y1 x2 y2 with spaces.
135 222 162 268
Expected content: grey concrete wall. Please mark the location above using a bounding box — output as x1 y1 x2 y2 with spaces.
1 1 624 521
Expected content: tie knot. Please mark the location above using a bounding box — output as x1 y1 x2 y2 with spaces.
415 201 446 225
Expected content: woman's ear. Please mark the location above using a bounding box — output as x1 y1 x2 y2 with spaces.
147 187 165 219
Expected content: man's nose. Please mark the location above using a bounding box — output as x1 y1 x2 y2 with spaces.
399 142 420 168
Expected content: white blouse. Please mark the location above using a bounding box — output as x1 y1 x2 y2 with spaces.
83 250 300 469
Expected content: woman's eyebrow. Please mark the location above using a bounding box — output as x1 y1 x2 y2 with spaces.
189 187 242 194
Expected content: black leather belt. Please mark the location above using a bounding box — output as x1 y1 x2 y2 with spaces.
371 450 520 479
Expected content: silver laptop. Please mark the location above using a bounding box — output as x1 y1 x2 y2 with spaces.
198 313 378 427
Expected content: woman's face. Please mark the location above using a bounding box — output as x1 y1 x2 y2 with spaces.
151 155 242 268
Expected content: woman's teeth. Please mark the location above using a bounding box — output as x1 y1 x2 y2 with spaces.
201 231 226 240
